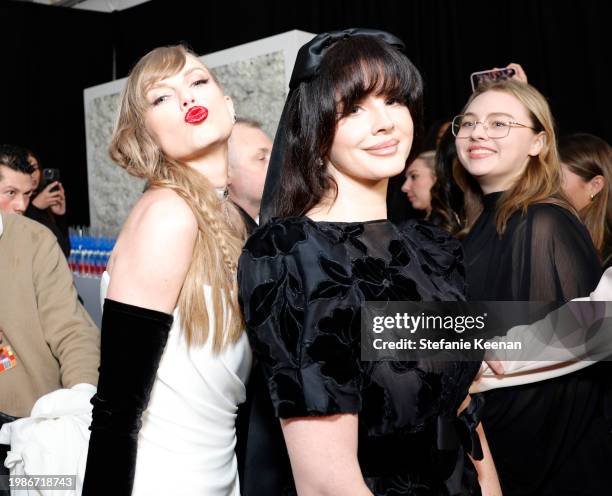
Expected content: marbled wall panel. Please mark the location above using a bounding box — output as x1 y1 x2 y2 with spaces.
214 51 285 141
86 92 145 236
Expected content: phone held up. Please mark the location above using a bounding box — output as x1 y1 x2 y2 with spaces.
470 67 516 92
42 168 61 192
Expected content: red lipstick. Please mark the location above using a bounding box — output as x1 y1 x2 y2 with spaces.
185 106 208 124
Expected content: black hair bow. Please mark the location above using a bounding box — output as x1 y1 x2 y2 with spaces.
289 28 406 90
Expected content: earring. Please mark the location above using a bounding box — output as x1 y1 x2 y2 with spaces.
315 158 324 166
215 186 229 200
590 192 595 200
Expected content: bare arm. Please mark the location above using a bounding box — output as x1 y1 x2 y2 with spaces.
471 423 502 495
457 395 501 495
107 188 197 312
281 414 372 496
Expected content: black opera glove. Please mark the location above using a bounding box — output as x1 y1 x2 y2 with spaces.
82 298 173 496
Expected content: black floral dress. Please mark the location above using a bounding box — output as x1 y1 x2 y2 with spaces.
238 217 482 495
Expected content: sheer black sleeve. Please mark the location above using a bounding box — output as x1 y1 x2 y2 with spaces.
524 205 602 302
237 219 362 419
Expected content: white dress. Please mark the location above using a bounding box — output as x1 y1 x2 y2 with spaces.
101 272 252 496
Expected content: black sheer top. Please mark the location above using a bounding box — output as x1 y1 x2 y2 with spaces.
239 217 482 495
463 193 611 496
464 192 601 302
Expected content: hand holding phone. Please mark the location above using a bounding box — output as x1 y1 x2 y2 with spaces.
32 180 65 212
42 168 61 192
506 63 528 83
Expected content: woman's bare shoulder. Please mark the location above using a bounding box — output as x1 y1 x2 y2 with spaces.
107 187 198 311
132 187 196 228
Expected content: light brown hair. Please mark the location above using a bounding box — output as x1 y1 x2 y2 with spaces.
109 45 246 352
453 79 573 237
560 133 612 259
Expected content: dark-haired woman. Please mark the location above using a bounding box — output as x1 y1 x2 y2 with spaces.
400 129 465 235
20 149 71 258
429 127 465 234
401 150 436 215
238 30 500 495
454 79 611 495
560 133 612 268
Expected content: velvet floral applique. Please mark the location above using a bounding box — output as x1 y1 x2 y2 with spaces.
237 217 481 495
388 239 412 267
351 256 422 301
319 222 368 254
245 259 304 359
310 254 421 302
306 307 361 385
243 217 308 259
309 256 353 301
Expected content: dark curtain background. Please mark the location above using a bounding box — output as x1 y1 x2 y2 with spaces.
1 0 609 225
0 1 114 226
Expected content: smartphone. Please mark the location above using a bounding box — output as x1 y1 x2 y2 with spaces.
42 168 61 192
470 67 516 91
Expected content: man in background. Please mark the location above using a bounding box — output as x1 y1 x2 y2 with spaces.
0 144 99 492
228 118 272 229
0 145 34 215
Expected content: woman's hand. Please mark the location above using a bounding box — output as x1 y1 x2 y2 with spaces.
484 359 505 375
459 396 503 494
507 62 528 83
472 423 503 496
50 183 66 215
32 182 64 212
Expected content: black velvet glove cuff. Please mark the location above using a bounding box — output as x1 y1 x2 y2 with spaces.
82 298 173 496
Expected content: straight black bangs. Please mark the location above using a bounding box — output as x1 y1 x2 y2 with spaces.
318 36 423 119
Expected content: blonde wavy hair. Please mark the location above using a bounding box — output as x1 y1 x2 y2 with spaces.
454 79 574 237
109 45 246 352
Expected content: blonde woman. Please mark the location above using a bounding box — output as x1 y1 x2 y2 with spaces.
453 79 610 494
82 46 251 496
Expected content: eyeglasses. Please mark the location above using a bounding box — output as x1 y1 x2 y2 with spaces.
451 114 534 139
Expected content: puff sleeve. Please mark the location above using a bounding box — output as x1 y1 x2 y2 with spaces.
237 219 362 419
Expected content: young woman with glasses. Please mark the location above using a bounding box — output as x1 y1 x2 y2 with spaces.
453 79 612 495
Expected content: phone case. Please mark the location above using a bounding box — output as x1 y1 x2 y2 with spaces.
470 68 516 91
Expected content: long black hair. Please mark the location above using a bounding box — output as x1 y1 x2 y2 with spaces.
428 127 464 233
274 35 424 218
